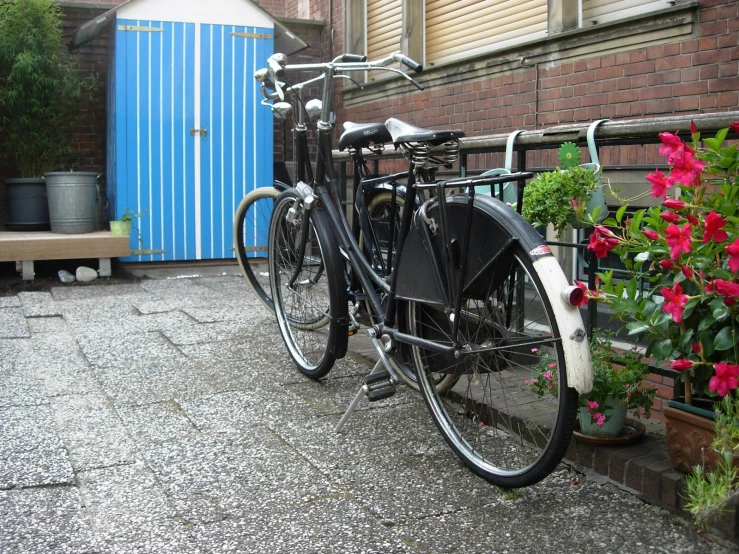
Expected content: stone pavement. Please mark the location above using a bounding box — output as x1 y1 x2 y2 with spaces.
0 269 736 553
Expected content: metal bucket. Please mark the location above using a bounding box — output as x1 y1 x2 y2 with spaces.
5 177 50 231
44 172 99 234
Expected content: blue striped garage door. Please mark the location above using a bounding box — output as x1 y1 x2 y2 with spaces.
113 19 273 262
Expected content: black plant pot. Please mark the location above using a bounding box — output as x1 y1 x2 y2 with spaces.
5 177 50 231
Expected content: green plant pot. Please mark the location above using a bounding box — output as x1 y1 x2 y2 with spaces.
579 395 627 437
110 220 131 237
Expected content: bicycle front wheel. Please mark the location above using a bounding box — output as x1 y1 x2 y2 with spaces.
234 186 280 312
269 191 347 378
409 242 578 488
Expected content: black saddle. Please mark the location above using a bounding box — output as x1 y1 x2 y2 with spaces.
385 118 465 146
338 122 393 151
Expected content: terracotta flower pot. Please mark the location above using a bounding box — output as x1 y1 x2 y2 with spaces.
664 401 718 474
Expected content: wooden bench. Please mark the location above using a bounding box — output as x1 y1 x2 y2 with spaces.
0 231 131 281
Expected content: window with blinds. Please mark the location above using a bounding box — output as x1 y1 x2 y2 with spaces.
367 0 402 62
582 0 666 26
425 0 548 66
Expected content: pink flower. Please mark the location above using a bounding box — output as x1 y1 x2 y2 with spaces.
661 281 690 323
709 362 739 397
588 226 621 259
664 223 693 260
595 413 606 426
658 259 675 271
642 229 659 241
660 211 681 224
647 170 670 199
703 211 729 244
586 400 599 410
524 378 537 385
726 239 739 272
658 132 684 158
544 371 554 380
670 359 694 371
668 149 706 187
531 348 538 353
662 199 687 211
548 362 557 368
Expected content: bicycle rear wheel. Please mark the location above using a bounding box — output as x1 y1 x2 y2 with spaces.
269 190 347 378
234 186 280 311
409 241 577 488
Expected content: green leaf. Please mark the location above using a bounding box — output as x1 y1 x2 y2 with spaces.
698 316 717 332
715 127 729 146
704 137 721 152
713 327 735 351
713 305 730 322
627 321 651 335
616 204 628 224
651 338 674 361
679 328 695 351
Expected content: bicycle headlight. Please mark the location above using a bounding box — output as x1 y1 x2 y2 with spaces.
305 99 322 119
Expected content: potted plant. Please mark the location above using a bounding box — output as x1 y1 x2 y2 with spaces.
110 208 146 239
527 329 657 439
582 121 739 472
0 0 96 229
521 143 603 238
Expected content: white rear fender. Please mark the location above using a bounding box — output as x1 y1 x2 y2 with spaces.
532 256 593 395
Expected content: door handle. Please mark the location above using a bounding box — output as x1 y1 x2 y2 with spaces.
190 127 208 139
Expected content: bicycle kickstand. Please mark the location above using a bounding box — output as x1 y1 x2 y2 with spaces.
334 329 399 433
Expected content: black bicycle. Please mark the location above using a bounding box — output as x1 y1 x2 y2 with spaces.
259 52 594 488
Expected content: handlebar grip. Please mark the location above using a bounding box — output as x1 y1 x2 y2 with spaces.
341 53 367 63
408 77 424 91
398 55 423 73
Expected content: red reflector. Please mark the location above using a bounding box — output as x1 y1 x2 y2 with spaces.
568 287 584 306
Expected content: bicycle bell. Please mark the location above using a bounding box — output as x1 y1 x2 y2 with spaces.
305 99 322 119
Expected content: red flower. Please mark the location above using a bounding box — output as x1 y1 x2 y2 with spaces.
587 227 620 259
703 211 728 243
686 214 700 227
706 279 739 298
726 239 739 272
709 362 739 397
671 359 694 371
668 149 706 187
658 132 684 158
662 199 686 211
690 120 698 136
661 281 690 323
647 170 670 199
658 259 675 270
691 341 702 354
664 223 693 260
680 264 694 279
731 122 739 134
642 229 659 241
660 211 680 224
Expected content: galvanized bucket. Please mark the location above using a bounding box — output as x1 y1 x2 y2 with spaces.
44 172 99 234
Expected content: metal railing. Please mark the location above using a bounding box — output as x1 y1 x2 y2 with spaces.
334 110 739 391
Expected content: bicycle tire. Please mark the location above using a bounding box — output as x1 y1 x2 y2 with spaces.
234 186 280 312
360 190 457 394
409 216 577 488
269 190 347 378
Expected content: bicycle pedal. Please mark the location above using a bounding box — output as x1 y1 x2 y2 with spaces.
363 370 396 401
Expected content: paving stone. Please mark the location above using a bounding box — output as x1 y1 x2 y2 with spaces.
50 283 146 300
0 338 33 375
0 405 74 488
0 486 95 553
50 394 137 471
26 315 69 334
117 401 200 446
18 291 61 317
77 330 186 368
0 377 48 408
0 308 30 338
0 296 21 308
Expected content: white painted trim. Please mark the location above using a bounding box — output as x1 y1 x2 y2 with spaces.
194 22 202 260
118 0 274 28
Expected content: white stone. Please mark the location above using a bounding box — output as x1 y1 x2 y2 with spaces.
76 266 98 283
58 270 76 283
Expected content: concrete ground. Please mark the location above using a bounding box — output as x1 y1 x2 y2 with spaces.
0 263 735 553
